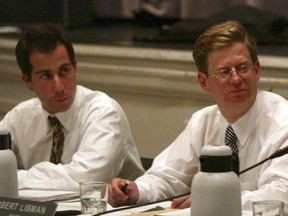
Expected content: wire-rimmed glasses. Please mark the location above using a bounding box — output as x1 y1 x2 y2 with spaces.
208 63 253 81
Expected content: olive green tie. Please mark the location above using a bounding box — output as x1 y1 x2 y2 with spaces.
48 116 64 164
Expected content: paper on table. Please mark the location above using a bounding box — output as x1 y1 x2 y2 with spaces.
19 189 79 202
125 201 172 213
56 199 116 212
154 208 190 216
98 201 173 216
80 208 253 216
128 209 178 216
153 208 252 216
56 200 81 212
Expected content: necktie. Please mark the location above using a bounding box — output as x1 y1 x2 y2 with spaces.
48 116 64 164
225 124 239 175
225 124 238 154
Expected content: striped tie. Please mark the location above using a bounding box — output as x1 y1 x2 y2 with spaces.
48 116 64 164
225 124 238 154
225 124 239 175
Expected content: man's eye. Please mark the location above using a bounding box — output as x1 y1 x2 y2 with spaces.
219 69 230 75
237 65 248 73
61 69 68 74
60 67 71 76
41 73 52 79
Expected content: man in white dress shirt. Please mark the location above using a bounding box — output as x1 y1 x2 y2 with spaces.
108 21 288 213
0 25 144 192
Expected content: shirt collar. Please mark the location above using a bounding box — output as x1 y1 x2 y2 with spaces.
224 91 263 148
45 86 80 133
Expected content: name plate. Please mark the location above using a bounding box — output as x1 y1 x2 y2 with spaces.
0 196 57 216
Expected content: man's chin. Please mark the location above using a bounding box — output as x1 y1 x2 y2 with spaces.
55 104 71 113
45 104 72 114
228 96 255 110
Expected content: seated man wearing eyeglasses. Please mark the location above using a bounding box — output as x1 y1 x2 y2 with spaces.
108 21 288 213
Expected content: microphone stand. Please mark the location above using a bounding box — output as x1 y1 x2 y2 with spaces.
239 157 270 175
239 145 288 175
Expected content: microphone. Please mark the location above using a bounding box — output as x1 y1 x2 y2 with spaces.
239 145 288 175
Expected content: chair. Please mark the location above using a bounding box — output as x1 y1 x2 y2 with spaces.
140 157 153 171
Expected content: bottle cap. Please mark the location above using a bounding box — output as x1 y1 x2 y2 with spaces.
200 145 233 173
201 145 232 156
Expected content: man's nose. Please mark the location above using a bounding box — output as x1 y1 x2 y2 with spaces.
229 69 242 83
53 75 64 92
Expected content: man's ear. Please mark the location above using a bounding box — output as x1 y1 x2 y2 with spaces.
254 60 260 81
198 71 210 92
21 74 33 91
73 59 77 69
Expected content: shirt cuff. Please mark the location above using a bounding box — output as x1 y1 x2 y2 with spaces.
17 169 28 189
135 181 151 204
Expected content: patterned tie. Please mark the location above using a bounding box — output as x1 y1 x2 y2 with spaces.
225 124 238 154
48 116 64 164
225 124 239 175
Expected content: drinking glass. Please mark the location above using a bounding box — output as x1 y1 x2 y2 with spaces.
80 182 108 214
253 200 284 216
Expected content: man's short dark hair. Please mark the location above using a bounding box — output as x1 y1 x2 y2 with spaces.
15 25 75 79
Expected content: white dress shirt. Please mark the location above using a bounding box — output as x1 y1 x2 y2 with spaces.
136 91 288 213
0 85 144 191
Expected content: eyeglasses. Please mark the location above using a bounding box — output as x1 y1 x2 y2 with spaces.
208 63 252 81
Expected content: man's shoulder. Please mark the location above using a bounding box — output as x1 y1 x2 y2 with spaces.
77 85 111 99
260 91 288 107
196 104 219 115
3 98 43 126
261 91 288 101
190 104 219 122
259 91 288 122
75 85 122 114
12 98 41 112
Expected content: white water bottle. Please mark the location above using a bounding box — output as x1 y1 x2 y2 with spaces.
0 126 18 198
191 145 241 216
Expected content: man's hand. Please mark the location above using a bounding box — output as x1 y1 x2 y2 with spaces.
108 178 139 207
171 194 191 209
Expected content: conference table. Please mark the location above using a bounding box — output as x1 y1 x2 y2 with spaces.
17 189 253 216
55 198 253 216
